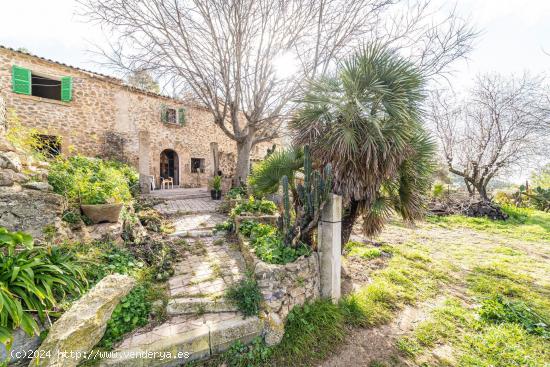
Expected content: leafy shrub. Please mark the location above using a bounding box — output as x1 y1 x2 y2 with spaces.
226 186 247 199
61 209 82 224
84 246 144 283
48 156 134 205
494 191 514 206
214 220 234 233
100 284 151 349
431 182 445 198
230 197 277 216
222 337 272 367
525 187 550 212
128 239 177 282
0 228 86 346
479 295 549 338
212 175 222 191
225 276 262 317
137 209 163 232
239 221 311 264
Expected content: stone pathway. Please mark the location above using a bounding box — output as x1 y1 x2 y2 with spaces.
103 189 261 367
147 188 221 214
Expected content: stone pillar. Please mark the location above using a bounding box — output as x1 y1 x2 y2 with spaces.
138 130 151 194
210 142 219 175
317 194 342 303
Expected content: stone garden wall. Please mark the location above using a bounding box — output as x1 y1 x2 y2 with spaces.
238 235 321 345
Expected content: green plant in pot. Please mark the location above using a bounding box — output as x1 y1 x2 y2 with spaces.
211 175 222 200
49 156 133 224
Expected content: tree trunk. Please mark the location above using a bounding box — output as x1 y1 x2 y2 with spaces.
234 138 253 186
341 199 360 253
476 183 489 202
465 179 474 196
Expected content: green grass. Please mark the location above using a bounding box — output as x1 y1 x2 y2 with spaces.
202 207 548 367
426 206 550 242
396 210 550 367
267 241 450 366
269 300 348 366
345 241 384 259
397 297 550 366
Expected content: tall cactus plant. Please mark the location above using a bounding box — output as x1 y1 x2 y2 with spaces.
280 145 333 247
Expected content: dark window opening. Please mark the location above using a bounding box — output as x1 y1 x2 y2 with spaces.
31 73 61 100
166 108 177 124
191 158 205 173
34 135 61 157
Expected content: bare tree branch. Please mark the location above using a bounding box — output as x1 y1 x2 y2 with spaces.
429 73 550 200
79 0 477 182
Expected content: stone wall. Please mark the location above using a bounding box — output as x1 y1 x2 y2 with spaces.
238 235 320 345
0 95 5 132
0 47 276 188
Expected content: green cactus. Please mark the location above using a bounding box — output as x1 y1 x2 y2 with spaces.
279 145 333 247
282 175 291 235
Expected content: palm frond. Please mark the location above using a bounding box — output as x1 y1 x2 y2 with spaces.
290 43 434 237
249 147 304 196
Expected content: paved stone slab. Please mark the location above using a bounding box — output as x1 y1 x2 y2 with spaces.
209 316 263 354
101 314 262 367
155 198 221 215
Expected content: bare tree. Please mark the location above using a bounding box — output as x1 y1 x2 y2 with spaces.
127 69 160 93
80 0 476 183
429 74 550 201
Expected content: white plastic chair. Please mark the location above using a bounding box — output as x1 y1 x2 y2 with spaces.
162 177 174 189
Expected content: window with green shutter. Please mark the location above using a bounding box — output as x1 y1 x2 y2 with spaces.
11 65 73 102
178 107 186 125
12 65 31 95
60 77 72 102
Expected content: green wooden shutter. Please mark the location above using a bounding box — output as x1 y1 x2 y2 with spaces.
178 107 186 125
60 76 73 102
160 105 167 123
12 65 31 95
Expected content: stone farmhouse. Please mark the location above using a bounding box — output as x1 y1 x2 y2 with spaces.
0 46 274 190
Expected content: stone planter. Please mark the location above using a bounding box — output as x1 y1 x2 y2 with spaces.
81 203 123 224
237 233 320 346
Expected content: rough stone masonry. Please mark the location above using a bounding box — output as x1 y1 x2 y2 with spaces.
0 46 276 188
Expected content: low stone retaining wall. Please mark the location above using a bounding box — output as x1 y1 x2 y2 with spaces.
237 234 320 345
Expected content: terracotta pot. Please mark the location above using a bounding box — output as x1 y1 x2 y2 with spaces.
81 203 123 224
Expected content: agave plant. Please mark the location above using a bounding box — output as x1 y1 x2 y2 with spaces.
0 228 87 347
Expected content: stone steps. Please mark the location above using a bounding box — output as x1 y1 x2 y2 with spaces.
167 297 238 315
104 195 260 366
100 313 263 366
171 229 214 238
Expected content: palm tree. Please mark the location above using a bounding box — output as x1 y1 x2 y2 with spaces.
252 44 435 244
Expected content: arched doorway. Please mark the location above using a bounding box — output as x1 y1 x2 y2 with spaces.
160 149 179 186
